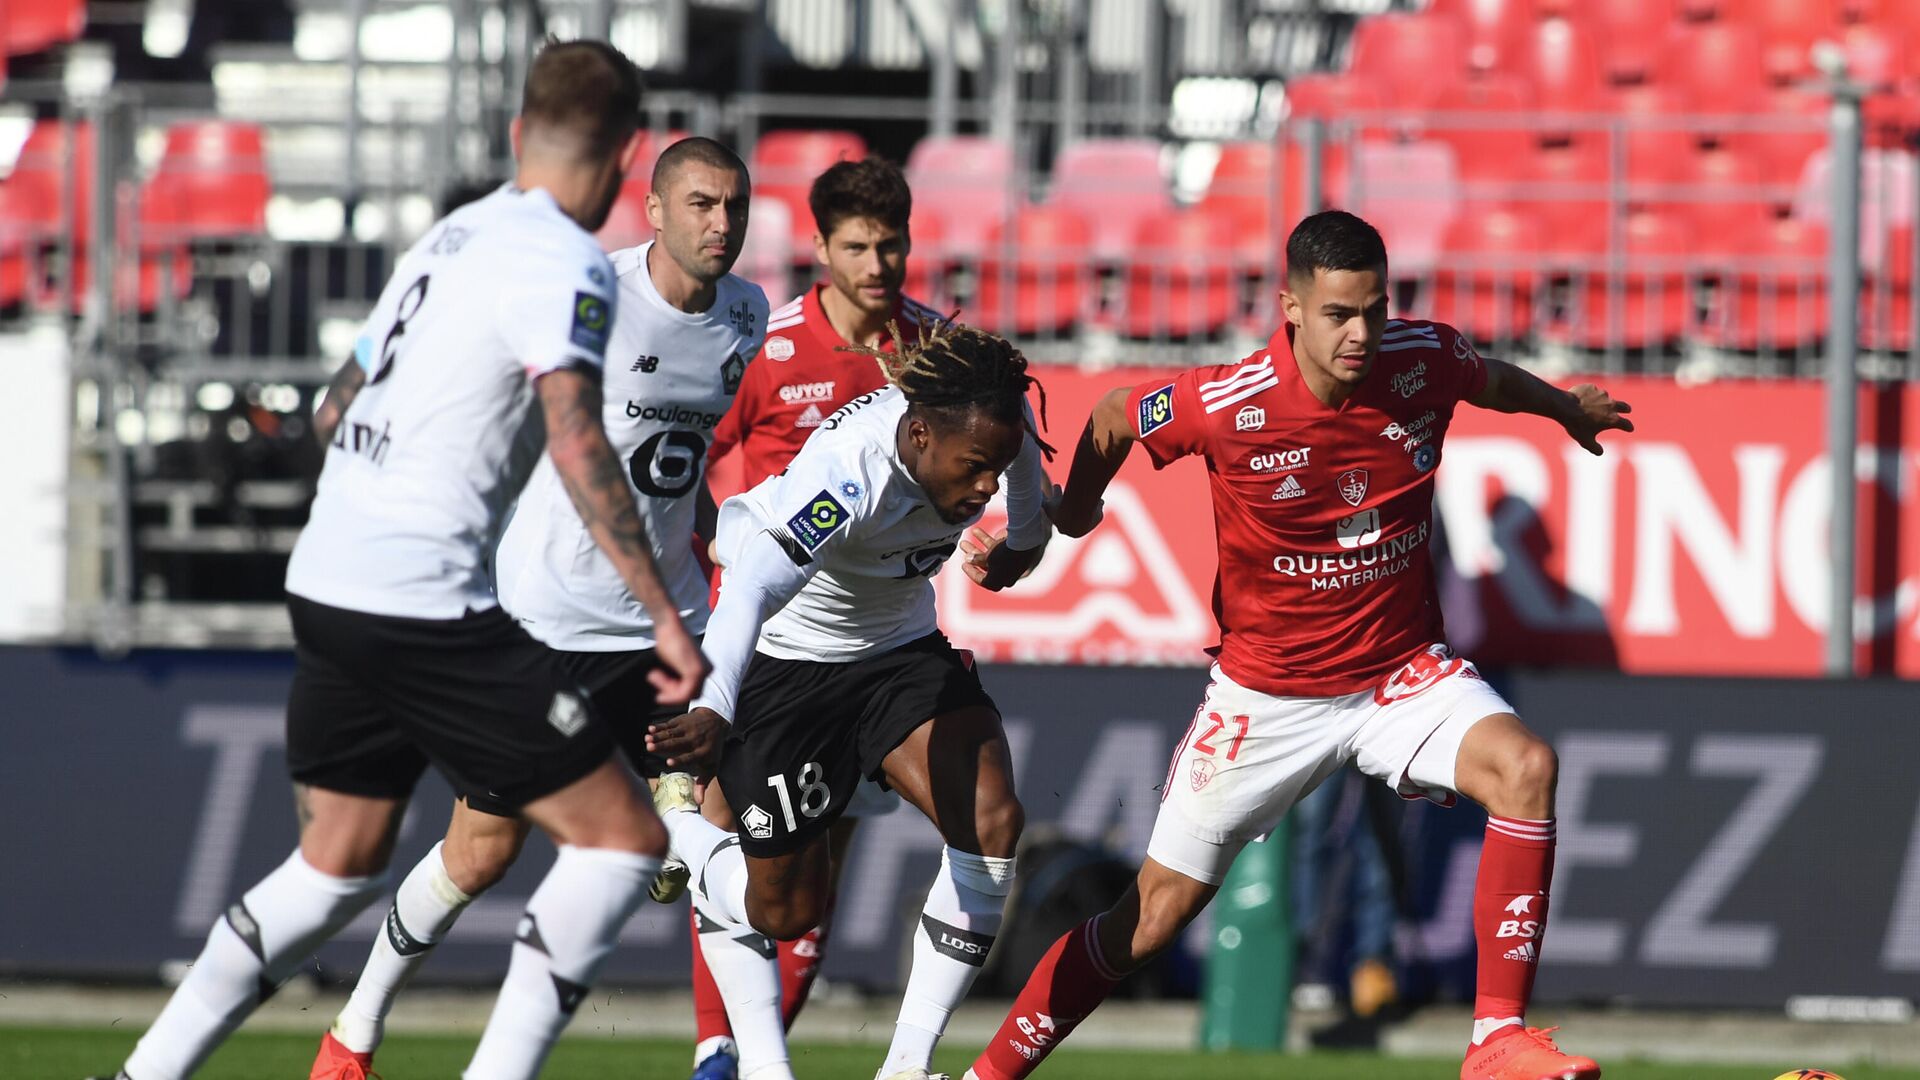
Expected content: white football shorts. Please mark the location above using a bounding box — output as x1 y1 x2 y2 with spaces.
1146 644 1515 886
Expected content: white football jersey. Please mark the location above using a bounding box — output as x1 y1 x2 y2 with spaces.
690 386 1049 717
287 185 616 619
494 243 768 650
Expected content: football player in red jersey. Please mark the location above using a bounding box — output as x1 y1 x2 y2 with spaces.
963 211 1632 1080
686 156 941 1080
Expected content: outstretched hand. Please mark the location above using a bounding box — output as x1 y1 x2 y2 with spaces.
959 525 1046 591
1563 385 1633 455
645 706 727 778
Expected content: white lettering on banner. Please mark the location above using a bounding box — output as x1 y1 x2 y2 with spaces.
1625 444 1785 639
937 483 1210 646
1549 732 1670 965
1778 448 1920 639
177 706 285 933
1882 793 1920 970
1564 446 1622 613
1640 734 1822 969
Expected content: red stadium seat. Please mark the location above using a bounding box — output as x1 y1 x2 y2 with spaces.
1429 204 1543 344
139 122 271 241
1347 140 1461 277
1525 141 1612 244
1614 83 1701 180
1660 146 1772 239
734 194 793 303
1662 23 1766 117
1427 76 1535 186
1574 0 1680 84
1552 209 1695 350
1702 215 1828 352
1735 84 1826 192
974 206 1093 337
1424 0 1536 74
1517 17 1605 112
1347 13 1467 110
1726 0 1838 86
1794 148 1917 274
4 120 92 241
905 135 1016 261
1121 209 1239 340
1205 138 1353 268
2 0 85 56
905 210 947 309
751 129 867 256
1046 138 1171 262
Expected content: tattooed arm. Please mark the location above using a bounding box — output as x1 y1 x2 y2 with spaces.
312 360 367 447
538 367 709 702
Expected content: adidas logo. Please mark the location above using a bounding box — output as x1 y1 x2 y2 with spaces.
795 403 824 429
1502 941 1538 964
1271 475 1306 501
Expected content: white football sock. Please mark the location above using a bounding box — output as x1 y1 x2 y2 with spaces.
693 1035 737 1067
671 811 751 928
333 841 474 1054
122 850 385 1080
1473 1015 1525 1045
879 847 1015 1075
462 846 658 1080
694 907 792 1080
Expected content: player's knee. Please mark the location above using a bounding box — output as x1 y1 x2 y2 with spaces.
748 893 826 942
444 832 521 895
974 795 1024 859
1505 738 1558 806
1133 887 1202 961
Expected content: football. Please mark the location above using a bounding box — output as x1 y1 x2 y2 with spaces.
1772 1071 1846 1080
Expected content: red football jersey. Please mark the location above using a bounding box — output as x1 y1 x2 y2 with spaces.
708 282 940 488
1126 318 1489 697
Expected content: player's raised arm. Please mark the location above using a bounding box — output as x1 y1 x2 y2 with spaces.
1468 355 1634 456
1050 385 1137 537
539 366 709 703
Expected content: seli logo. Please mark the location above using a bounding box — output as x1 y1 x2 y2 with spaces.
1235 405 1265 432
766 336 796 361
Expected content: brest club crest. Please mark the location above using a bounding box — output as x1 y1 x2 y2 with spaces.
1338 468 1369 507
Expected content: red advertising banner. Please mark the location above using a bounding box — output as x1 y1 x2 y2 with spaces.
932 369 1920 678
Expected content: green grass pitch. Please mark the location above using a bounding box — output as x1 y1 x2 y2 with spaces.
6 1028 1914 1080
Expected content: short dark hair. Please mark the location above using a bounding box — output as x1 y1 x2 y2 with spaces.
520 39 642 159
842 319 1053 460
808 157 912 239
1285 209 1388 286
652 136 749 193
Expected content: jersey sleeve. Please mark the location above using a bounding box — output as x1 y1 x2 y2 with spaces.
1438 322 1490 403
498 236 618 378
1002 399 1052 550
1124 369 1211 469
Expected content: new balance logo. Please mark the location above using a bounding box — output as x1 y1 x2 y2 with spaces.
1502 941 1538 964
630 355 660 373
1271 475 1306 501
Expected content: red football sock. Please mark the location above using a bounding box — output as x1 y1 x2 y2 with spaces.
969 915 1126 1080
777 922 827 1029
1473 815 1556 1036
690 906 733 1044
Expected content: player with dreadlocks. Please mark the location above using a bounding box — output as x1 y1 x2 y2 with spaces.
643 319 1054 1080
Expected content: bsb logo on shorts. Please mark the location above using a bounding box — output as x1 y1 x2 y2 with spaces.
1138 383 1176 437
741 804 774 841
570 292 610 354
547 691 587 737
787 490 850 551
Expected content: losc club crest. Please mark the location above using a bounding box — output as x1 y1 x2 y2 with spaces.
1338 468 1369 507
1190 757 1217 792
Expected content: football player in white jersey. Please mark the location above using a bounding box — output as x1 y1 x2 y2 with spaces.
303 136 768 1079
100 42 705 1080
645 322 1056 1080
